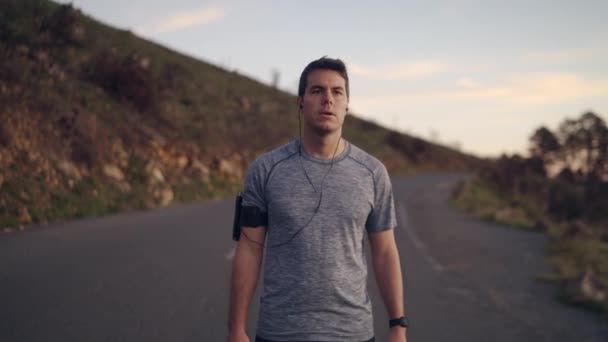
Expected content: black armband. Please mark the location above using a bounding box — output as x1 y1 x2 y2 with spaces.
232 192 268 241
240 205 268 227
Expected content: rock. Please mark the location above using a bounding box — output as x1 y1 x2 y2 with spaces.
19 191 29 201
159 187 173 206
139 57 150 70
191 159 210 182
103 164 124 181
177 155 188 170
116 181 131 193
145 160 165 183
216 157 243 179
27 151 40 162
18 206 32 224
57 160 81 180
112 141 129 168
561 220 594 240
152 168 165 183
566 268 607 303
581 270 606 302
493 207 520 222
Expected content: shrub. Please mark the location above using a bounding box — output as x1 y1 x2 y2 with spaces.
85 51 159 112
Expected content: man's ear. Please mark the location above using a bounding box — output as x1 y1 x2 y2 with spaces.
297 97 303 110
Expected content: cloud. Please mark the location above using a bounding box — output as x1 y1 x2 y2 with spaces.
141 7 225 34
349 60 446 80
352 72 608 112
520 47 598 65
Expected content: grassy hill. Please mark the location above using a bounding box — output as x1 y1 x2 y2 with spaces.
0 0 482 232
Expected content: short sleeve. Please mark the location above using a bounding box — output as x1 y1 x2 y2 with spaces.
242 157 268 212
365 163 397 232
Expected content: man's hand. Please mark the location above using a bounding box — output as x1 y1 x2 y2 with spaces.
227 330 249 342
388 327 407 342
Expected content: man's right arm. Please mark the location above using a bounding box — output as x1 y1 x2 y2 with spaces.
228 226 267 342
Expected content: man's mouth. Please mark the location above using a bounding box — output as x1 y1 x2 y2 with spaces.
320 111 334 116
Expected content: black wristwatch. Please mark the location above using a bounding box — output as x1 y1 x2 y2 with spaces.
389 316 409 328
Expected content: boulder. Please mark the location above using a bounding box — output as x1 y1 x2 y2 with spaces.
177 155 188 170
18 206 32 224
145 160 165 183
191 158 210 182
154 187 173 207
116 181 132 193
57 160 81 180
493 207 523 223
152 168 165 183
103 164 124 181
566 268 607 304
561 220 594 240
111 141 129 168
215 156 243 179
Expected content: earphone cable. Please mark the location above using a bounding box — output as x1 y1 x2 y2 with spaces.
241 117 342 249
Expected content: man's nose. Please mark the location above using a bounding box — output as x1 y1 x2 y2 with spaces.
322 90 334 104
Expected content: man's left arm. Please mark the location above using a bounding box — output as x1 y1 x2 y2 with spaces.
368 229 407 342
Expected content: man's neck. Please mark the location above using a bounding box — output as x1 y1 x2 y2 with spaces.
300 131 345 159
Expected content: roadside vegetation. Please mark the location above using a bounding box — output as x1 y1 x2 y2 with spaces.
453 111 608 315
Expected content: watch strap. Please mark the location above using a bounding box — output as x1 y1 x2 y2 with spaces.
389 316 409 328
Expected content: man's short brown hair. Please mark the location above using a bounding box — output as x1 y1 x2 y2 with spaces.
298 57 349 98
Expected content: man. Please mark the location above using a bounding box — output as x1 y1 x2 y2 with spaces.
228 57 407 342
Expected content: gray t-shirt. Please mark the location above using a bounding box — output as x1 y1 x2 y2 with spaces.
242 138 397 342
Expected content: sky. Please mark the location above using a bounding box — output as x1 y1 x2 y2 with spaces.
58 0 608 157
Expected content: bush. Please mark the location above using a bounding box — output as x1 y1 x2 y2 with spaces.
85 51 159 112
548 181 585 221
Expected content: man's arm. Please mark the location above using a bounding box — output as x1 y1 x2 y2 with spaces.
228 226 267 342
368 229 407 341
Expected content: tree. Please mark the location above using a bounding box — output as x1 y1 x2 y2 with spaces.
529 126 561 171
558 112 608 180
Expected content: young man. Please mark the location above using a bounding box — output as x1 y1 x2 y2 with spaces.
228 57 407 342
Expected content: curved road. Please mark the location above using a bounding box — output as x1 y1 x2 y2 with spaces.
1 173 606 341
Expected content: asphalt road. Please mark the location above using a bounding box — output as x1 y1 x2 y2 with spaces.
1 173 607 341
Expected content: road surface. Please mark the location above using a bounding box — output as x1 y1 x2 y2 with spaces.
1 173 606 341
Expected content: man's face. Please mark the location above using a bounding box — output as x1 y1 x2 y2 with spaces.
299 69 348 136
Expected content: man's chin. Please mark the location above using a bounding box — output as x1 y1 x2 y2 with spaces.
311 125 341 136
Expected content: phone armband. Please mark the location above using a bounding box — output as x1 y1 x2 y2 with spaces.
240 205 268 228
232 192 268 241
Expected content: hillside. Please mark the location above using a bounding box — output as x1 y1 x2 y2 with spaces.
0 0 483 232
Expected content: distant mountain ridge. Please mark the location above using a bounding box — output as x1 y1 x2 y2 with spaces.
0 0 481 231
